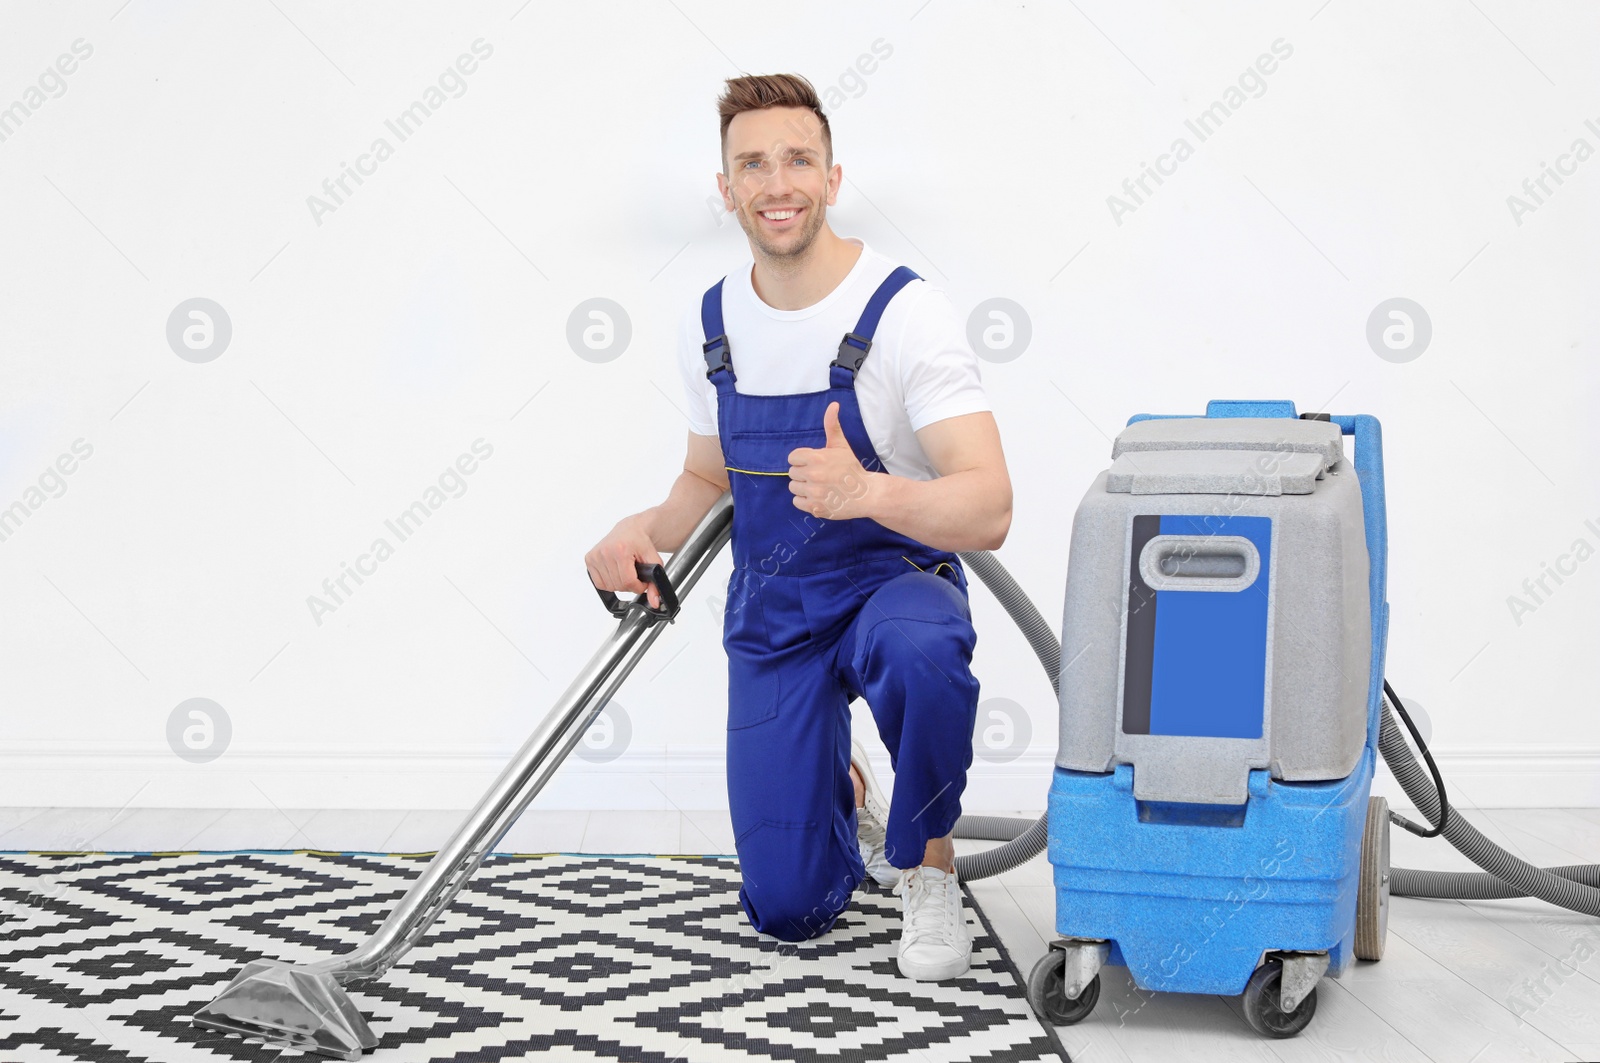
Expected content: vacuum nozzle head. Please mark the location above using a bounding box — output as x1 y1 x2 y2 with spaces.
191 959 378 1060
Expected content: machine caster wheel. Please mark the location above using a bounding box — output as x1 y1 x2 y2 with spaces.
1355 795 1390 961
1027 949 1101 1025
1241 959 1317 1038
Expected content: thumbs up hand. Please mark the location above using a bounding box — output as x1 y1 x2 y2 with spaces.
787 401 878 520
821 399 850 450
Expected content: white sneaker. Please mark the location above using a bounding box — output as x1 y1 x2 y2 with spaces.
892 864 972 981
850 739 897 887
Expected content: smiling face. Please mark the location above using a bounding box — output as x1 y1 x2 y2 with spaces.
719 105 839 262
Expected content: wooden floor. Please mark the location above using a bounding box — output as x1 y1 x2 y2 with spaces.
4 805 1599 1061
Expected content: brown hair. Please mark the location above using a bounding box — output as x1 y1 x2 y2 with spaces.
716 73 832 174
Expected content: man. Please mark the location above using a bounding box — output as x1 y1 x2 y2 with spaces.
585 73 1011 981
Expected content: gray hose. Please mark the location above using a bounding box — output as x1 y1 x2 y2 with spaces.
1392 866 1600 899
955 814 1045 843
1378 700 1600 912
949 550 1057 881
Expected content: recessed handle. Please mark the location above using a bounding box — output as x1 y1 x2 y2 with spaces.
1139 535 1260 592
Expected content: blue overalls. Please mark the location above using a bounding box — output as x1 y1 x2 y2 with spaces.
701 265 982 943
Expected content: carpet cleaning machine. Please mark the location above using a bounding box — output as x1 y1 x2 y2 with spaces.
1025 400 1600 1037
193 399 1600 1057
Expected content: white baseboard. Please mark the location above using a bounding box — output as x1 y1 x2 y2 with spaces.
1 746 1596 811
1367 747 1600 810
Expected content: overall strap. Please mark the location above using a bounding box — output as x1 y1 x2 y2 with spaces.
700 277 734 382
832 265 922 375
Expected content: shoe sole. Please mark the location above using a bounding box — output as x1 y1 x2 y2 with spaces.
896 952 973 981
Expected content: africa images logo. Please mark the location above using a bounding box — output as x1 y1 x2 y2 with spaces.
306 38 494 226
1106 38 1294 225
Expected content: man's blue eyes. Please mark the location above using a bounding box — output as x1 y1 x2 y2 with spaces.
744 158 810 169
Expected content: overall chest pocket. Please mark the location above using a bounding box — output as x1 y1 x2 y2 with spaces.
725 427 821 476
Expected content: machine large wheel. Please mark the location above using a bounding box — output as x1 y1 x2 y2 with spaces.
1355 795 1390 961
1027 949 1100 1026
1241 958 1317 1037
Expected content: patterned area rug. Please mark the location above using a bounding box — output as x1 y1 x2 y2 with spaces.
0 850 1068 1061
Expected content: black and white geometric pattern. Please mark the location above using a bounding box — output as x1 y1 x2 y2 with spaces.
0 850 1068 1061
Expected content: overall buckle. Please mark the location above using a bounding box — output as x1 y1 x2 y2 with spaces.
833 332 872 373
703 335 732 377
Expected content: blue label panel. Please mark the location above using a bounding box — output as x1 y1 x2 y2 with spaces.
1123 514 1271 740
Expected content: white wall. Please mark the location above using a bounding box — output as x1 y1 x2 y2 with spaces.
2 1 1596 815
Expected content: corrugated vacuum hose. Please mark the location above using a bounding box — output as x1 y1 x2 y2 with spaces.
947 549 1055 881
1379 687 1600 914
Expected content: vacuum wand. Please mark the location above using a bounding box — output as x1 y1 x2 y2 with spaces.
190 495 733 1060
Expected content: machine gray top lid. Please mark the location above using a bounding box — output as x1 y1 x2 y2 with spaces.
1112 417 1344 468
1105 448 1332 495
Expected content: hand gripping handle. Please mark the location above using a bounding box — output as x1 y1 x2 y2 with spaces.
593 560 680 624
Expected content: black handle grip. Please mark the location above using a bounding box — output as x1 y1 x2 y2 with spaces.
594 561 680 623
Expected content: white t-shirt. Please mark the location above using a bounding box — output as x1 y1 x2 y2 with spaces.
677 239 991 482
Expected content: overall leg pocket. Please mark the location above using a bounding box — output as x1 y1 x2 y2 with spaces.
727 657 780 730
723 574 810 731
723 571 780 731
